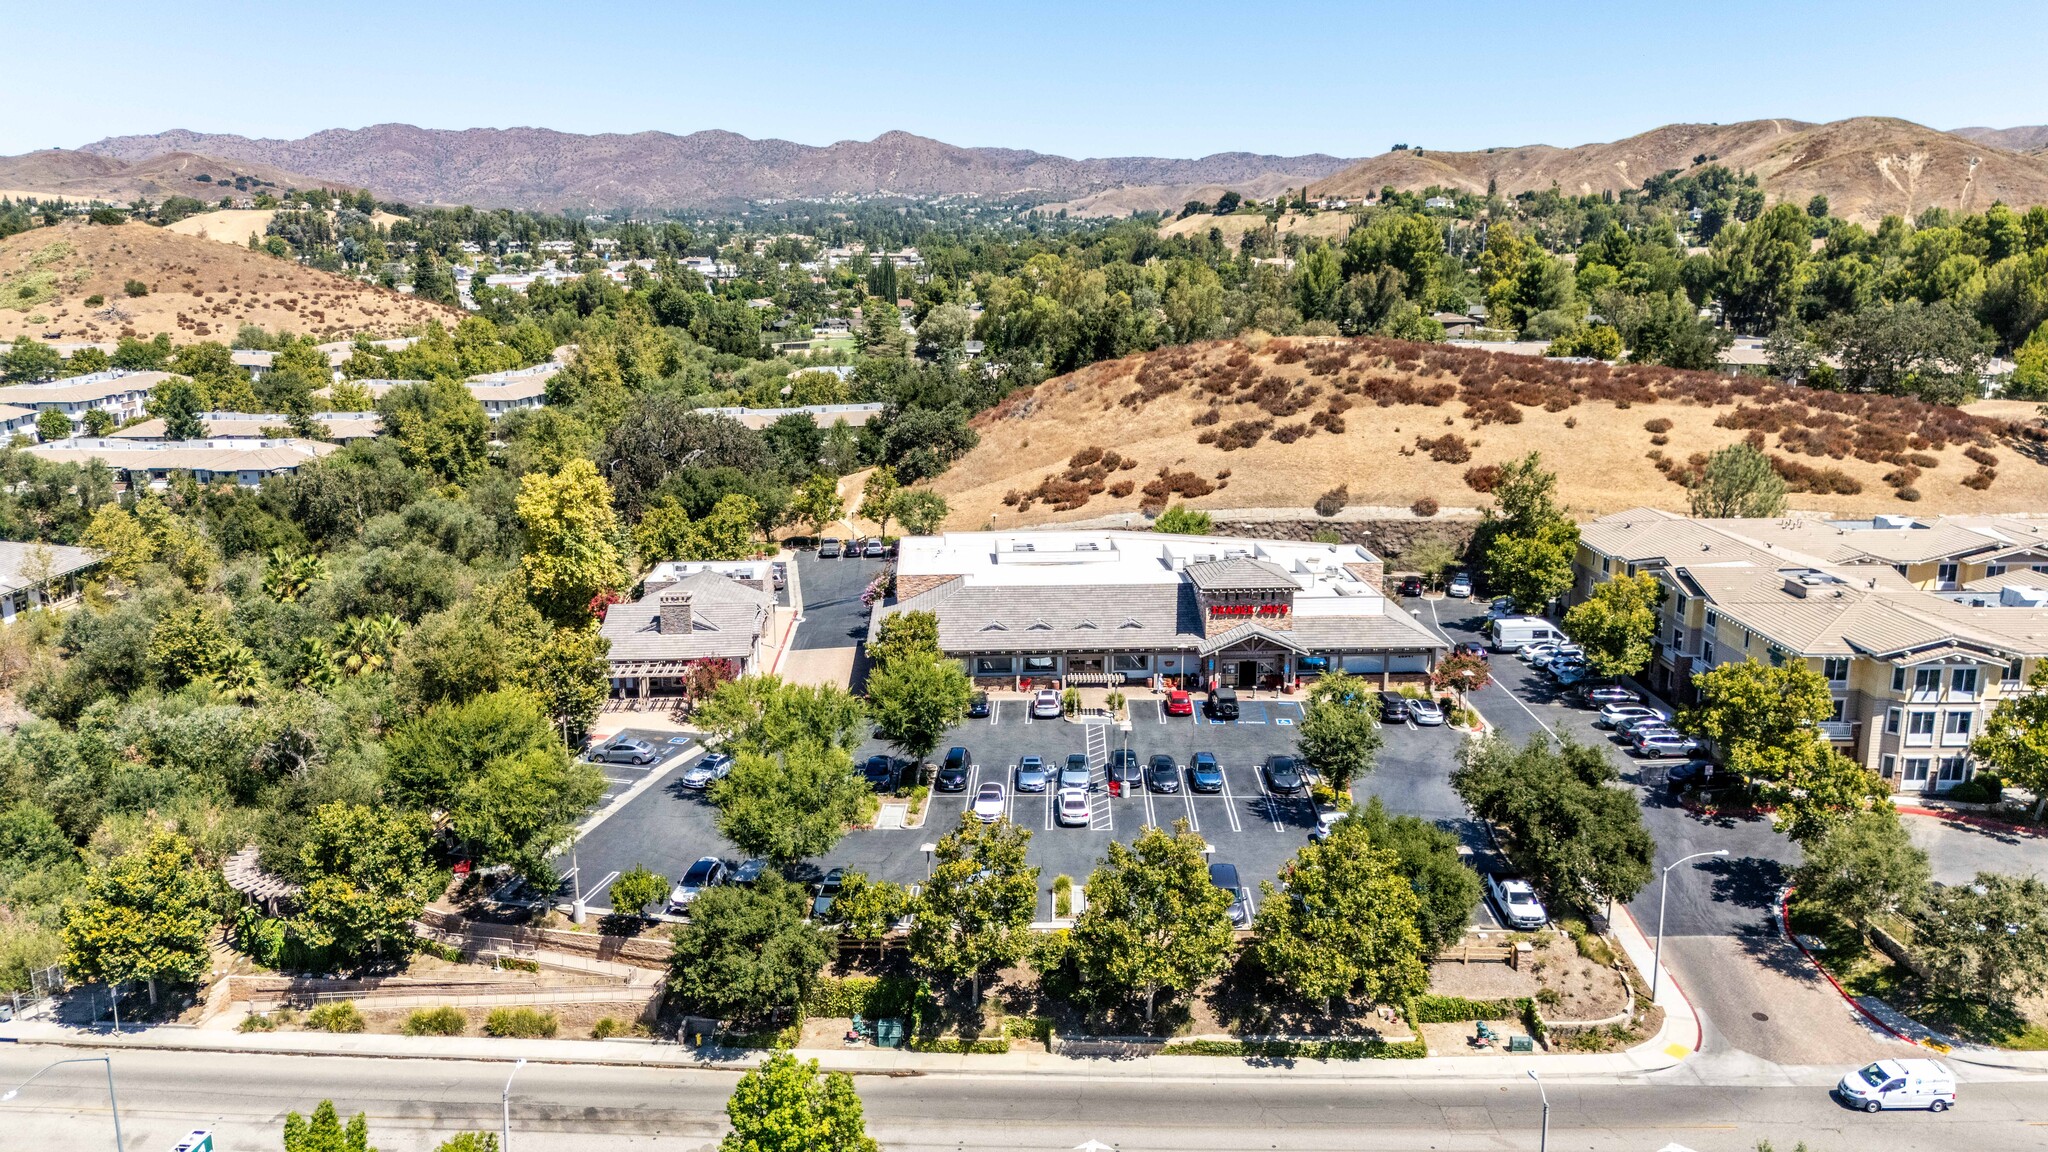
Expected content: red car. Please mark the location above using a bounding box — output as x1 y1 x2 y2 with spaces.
1164 690 1194 717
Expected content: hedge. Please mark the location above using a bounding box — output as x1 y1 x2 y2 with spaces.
804 975 919 1020
1407 994 1545 1042
906 1036 1011 1054
1160 1037 1427 1060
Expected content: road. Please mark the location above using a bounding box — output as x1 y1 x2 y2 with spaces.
5 1046 2045 1151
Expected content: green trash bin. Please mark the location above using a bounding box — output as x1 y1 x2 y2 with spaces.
875 1018 905 1049
1508 1035 1534 1053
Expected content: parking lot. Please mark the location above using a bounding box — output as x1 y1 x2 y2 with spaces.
563 692 1487 922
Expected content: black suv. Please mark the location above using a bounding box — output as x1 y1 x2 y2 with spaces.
934 746 972 792
1378 691 1411 723
1208 687 1240 721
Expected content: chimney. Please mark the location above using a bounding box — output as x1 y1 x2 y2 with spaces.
659 592 693 634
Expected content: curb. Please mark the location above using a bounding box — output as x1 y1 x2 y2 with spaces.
1773 885 1925 1049
1895 805 2047 839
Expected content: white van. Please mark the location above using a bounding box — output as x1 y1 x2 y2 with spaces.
1835 1058 1956 1113
1490 615 1566 653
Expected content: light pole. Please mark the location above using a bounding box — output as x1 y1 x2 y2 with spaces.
1526 1069 1548 1152
3 1055 124 1152
501 1058 527 1151
1653 849 1728 1000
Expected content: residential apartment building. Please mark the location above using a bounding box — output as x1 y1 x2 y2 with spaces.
25 437 340 489
1571 508 2048 795
0 370 167 433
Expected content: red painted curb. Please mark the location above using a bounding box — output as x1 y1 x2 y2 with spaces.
1776 885 1920 1047
1896 805 2047 839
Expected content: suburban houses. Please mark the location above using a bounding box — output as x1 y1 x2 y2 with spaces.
24 436 340 489
109 411 384 442
1573 507 2048 795
0 539 99 623
0 369 166 431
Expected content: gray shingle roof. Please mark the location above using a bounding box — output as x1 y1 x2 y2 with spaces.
877 582 1198 653
1183 557 1299 591
601 570 771 665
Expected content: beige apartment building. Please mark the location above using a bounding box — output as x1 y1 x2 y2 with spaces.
1570 508 2048 796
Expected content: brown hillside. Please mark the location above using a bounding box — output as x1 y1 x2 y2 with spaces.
929 337 2048 528
0 220 460 343
1952 126 2048 153
1313 117 2048 225
0 149 345 203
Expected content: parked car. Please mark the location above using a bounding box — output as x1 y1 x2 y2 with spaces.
1835 1058 1956 1113
934 746 972 792
843 538 868 558
818 538 842 558
589 737 659 765
1311 808 1345 841
666 857 728 913
1378 691 1412 723
1031 689 1064 719
1453 641 1490 661
863 538 888 558
859 755 902 790
1551 663 1590 686
1408 697 1445 726
1665 759 1721 792
967 691 992 719
1163 690 1194 717
1519 642 1567 665
1485 874 1548 929
1014 755 1049 793
1207 686 1240 720
1262 755 1306 795
1059 753 1093 793
811 868 846 919
678 750 734 790
1107 748 1143 789
1397 575 1426 597
1056 789 1092 827
1493 616 1569 653
730 858 768 886
1614 712 1677 737
1598 703 1668 729
1632 729 1702 758
1210 861 1250 927
1146 753 1181 793
1446 572 1473 598
971 781 1007 822
1580 684 1640 707
1487 596 1518 619
1189 751 1223 793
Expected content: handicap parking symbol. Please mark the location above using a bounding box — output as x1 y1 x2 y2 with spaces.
1275 717 1294 726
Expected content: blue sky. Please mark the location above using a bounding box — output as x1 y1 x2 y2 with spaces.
3 0 2042 159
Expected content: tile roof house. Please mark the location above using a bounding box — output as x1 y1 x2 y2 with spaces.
600 570 775 702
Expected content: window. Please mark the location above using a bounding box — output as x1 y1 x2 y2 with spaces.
1022 656 1056 673
1601 556 1611 574
1938 756 1971 783
1111 655 1149 673
1700 641 1714 666
1830 698 1846 722
1880 754 1897 778
1943 711 1974 744
1952 667 1979 697
1937 562 1959 586
1823 657 1850 683
1886 707 1902 735
974 657 1015 675
1705 609 1719 631
1903 757 1931 783
979 621 1009 632
1119 617 1144 630
1906 711 1936 745
1912 667 1942 698
1987 564 2007 578
1892 666 1907 692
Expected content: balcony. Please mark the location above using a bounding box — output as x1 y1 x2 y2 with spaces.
1817 721 1857 742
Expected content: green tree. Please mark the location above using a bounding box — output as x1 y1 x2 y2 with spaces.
859 467 900 535
80 504 155 581
891 489 949 536
668 874 831 1021
1791 812 1929 940
1683 659 1833 782
143 376 209 441
608 865 669 917
1452 735 1655 908
1561 572 1663 679
1806 194 1830 219
1827 299 1993 405
828 871 910 942
696 676 869 757
1294 673 1384 793
788 472 845 538
634 496 700 562
909 813 1039 1004
291 803 441 969
80 408 116 436
713 742 869 867
694 493 763 560
865 652 972 768
1347 797 1482 956
1713 203 1811 332
1402 534 1461 585
34 408 70 443
1972 660 2048 821
1153 504 1213 535
282 1100 373 1152
1484 519 1577 614
719 1053 877 1152
1752 738 1893 845
1 337 63 383
1070 821 1234 1023
1688 441 1787 518
867 610 941 669
517 458 626 622
377 379 491 481
263 546 327 604
62 831 215 990
1911 872 2048 1007
435 1136 499 1152
1248 816 1429 1014
523 624 611 740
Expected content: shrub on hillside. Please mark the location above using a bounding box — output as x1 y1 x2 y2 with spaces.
484 1007 558 1039
1315 486 1349 517
1412 497 1439 517
1463 464 1501 493
1643 418 1674 434
308 1001 365 1033
404 1006 467 1036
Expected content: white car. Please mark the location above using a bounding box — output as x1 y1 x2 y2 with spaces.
1056 788 1092 827
1597 704 1667 729
1030 689 1064 719
677 751 734 790
971 781 1007 823
1408 698 1445 726
1519 643 1566 665
1485 874 1548 929
1445 572 1473 598
1836 1058 1956 1113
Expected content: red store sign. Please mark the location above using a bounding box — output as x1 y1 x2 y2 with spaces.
1210 603 1289 617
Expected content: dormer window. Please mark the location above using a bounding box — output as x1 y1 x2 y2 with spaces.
980 621 1008 632
1075 619 1098 630
1027 619 1051 631
1119 617 1143 629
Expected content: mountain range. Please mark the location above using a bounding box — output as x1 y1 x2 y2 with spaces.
0 148 344 203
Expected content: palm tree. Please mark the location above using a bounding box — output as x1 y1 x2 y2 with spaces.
208 642 268 704
263 547 327 604
331 614 407 677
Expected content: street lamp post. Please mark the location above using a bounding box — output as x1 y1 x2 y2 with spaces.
501 1058 527 1151
1653 849 1729 1000
3 1055 124 1152
1526 1069 1548 1152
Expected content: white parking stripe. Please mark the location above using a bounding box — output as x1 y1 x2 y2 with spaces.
1253 766 1284 831
1141 781 1157 829
1179 773 1200 833
1216 764 1244 833
1044 780 1056 831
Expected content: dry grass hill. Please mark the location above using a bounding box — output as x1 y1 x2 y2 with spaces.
1952 125 2048 154
0 220 460 343
1155 210 1352 243
1313 117 2048 225
929 336 2048 528
0 149 342 205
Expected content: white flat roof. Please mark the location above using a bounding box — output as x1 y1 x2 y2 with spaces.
898 530 1382 603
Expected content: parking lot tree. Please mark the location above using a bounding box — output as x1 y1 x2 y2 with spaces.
1402 534 1461 586
1561 571 1663 679
1971 660 2048 821
1452 734 1654 908
697 676 869 757
867 610 940 669
1429 651 1492 699
608 865 669 918
1791 811 1929 941
62 831 216 993
1746 737 1892 845
1347 797 1483 956
909 813 1040 1005
1295 673 1384 793
1687 441 1787 519
1153 504 1213 535
516 458 627 623
1683 660 1833 777
789 472 845 539
1484 519 1577 615
1911 872 2048 1008
668 873 832 1022
860 466 900 535
522 623 612 740
891 489 950 537
865 652 972 768
713 741 870 866
1070 820 1234 1024
719 1052 877 1152
1248 816 1429 1015
290 802 442 969
828 870 910 942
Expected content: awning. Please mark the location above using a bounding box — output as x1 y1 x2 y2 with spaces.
1198 623 1312 657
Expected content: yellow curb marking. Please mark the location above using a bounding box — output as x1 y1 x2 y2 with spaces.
1663 1043 1693 1059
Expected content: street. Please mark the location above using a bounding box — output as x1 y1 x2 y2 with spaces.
5 1045 2047 1151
